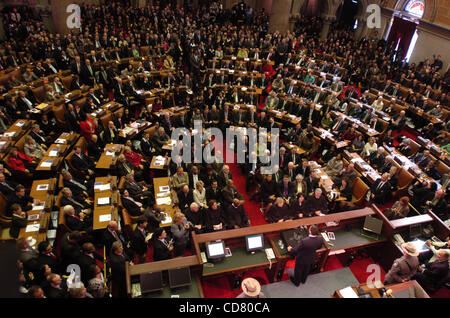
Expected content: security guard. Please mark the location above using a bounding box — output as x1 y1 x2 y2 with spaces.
384 242 419 285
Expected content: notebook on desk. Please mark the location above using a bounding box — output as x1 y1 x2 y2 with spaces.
360 215 383 240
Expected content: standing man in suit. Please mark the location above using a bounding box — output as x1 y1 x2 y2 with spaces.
287 225 324 286
152 228 173 262
370 173 392 204
131 217 149 264
109 241 132 298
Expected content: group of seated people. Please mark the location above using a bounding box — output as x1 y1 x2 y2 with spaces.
1 0 449 299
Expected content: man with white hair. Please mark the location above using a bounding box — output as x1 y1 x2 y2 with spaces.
64 205 91 231
370 173 392 204
305 188 329 216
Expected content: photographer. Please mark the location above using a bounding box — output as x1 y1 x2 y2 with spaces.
170 212 191 257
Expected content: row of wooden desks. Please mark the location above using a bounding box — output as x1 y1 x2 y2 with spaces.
93 176 119 230
343 150 381 185
35 132 78 173
313 126 349 149
331 110 379 137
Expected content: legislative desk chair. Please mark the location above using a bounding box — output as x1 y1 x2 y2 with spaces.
0 192 11 228
351 177 370 207
392 168 414 199
52 103 67 129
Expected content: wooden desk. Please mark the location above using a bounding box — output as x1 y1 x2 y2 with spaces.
326 227 387 255
30 179 56 200
313 127 349 149
36 156 63 172
153 177 178 227
93 189 119 230
343 150 381 184
43 144 69 158
125 255 202 297
94 176 117 193
54 132 79 147
96 144 123 170
332 280 430 298
118 120 151 139
331 110 379 137
150 156 170 170
1 119 33 141
309 160 336 195
282 142 305 156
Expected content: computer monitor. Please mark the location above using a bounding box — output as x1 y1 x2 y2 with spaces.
409 239 429 254
205 240 226 261
363 216 383 235
140 271 163 294
409 224 422 240
245 234 264 252
168 267 191 289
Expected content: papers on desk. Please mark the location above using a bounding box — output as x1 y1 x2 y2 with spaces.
97 197 111 206
27 236 37 246
47 229 57 239
36 103 48 110
0 141 6 147
105 150 115 156
3 131 15 137
168 140 176 146
159 185 170 192
49 149 59 157
156 196 172 206
40 160 53 168
351 157 364 164
36 184 49 191
320 175 328 179
26 224 40 233
121 127 134 136
99 214 112 223
32 203 45 211
28 214 40 221
339 286 358 298
94 183 111 191
15 121 26 127
55 138 66 144
161 214 172 225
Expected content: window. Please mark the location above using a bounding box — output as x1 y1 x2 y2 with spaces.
404 0 424 18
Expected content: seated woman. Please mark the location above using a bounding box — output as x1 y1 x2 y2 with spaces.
293 174 308 198
8 147 35 174
79 113 97 141
351 134 365 154
204 200 227 232
266 197 292 223
193 181 208 209
361 136 377 159
383 197 410 220
124 146 147 175
321 112 333 130
290 194 308 219
24 136 45 161
323 154 344 177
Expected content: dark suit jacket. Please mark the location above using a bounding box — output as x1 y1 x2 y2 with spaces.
78 252 102 282
122 196 142 216
0 180 18 197
10 213 27 238
177 189 194 210
65 214 89 231
226 204 249 228
276 181 296 200
109 252 129 297
131 227 148 255
290 236 324 266
153 239 172 262
71 153 93 172
371 179 392 203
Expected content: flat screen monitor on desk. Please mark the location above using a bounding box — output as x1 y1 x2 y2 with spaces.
245 234 264 252
140 271 163 294
410 239 429 254
168 267 191 289
410 224 422 240
206 240 226 262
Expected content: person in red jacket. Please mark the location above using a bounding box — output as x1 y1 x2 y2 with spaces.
8 147 34 173
79 112 97 141
123 146 145 169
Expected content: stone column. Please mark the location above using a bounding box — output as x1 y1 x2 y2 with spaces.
320 15 335 40
0 1 4 40
269 0 293 33
354 17 367 40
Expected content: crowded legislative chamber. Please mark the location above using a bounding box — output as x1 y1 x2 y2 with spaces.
0 0 449 299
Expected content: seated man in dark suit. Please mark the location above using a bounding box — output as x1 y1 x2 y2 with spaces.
87 134 103 161
222 180 243 209
0 172 17 197
206 180 222 204
71 145 95 178
124 173 154 207
177 185 194 211
60 187 92 216
370 173 392 204
413 250 449 290
63 205 92 232
305 188 329 216
276 175 296 203
121 189 145 217
6 185 37 216
62 170 94 199
37 241 61 275
226 199 250 229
